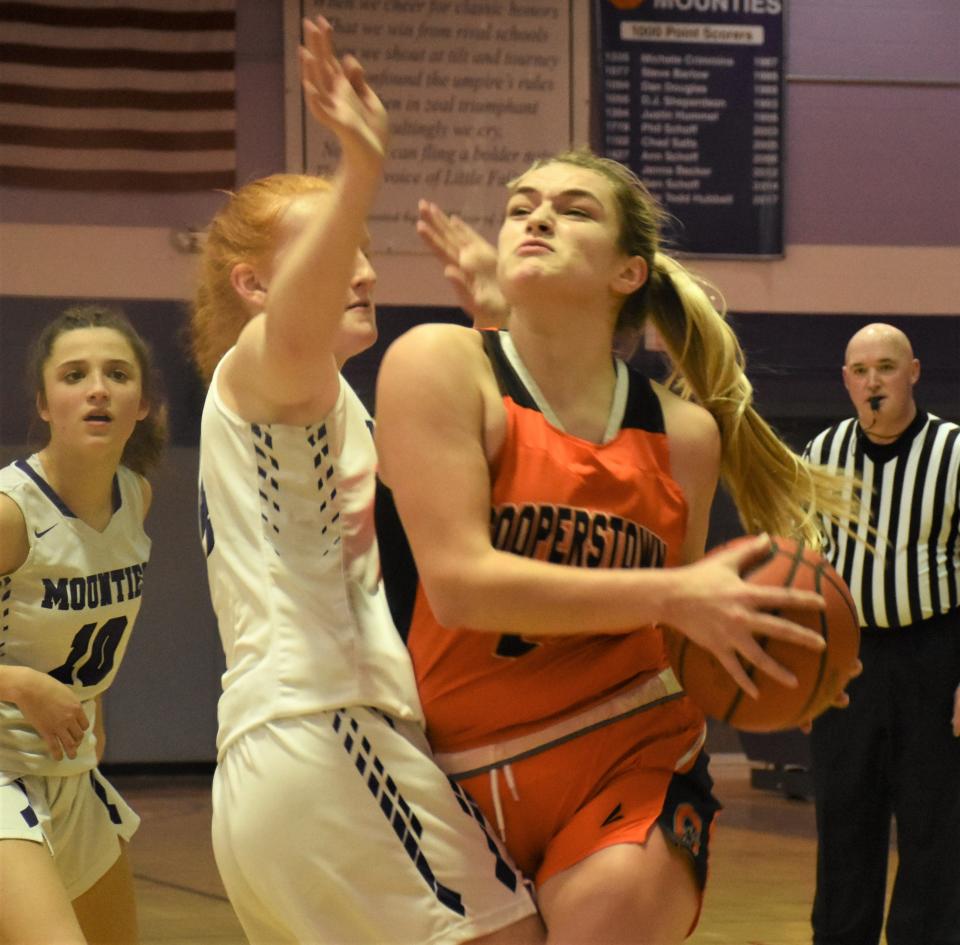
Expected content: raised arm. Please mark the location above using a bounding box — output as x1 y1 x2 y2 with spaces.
376 324 828 697
222 16 388 421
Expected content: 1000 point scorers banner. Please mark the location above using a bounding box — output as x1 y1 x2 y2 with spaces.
593 0 784 257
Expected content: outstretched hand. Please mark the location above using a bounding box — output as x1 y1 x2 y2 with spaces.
8 666 89 761
300 16 388 167
417 200 508 328
665 535 828 699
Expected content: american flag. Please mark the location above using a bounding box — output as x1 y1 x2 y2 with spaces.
0 0 235 192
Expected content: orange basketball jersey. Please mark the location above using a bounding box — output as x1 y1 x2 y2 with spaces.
378 330 693 754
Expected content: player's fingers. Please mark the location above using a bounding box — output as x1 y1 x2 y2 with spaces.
416 199 438 228
300 23 326 81
298 46 316 83
429 208 461 253
416 215 449 251
43 732 64 761
737 636 799 689
715 651 759 700
750 584 826 613
341 54 368 99
443 265 468 286
416 220 452 261
298 46 327 101
447 214 474 243
301 16 320 48
750 611 826 651
304 15 333 58
419 199 444 221
300 79 330 119
417 198 446 237
722 533 773 571
301 21 340 90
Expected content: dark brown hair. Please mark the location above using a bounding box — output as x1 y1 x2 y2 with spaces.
29 304 167 476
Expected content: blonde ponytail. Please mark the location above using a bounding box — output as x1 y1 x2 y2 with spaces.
517 148 856 546
646 254 853 548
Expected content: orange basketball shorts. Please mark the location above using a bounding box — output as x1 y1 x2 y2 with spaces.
442 696 720 891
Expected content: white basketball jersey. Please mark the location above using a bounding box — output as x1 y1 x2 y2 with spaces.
198 353 423 758
0 456 150 776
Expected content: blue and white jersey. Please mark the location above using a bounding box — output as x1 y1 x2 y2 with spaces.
0 456 150 776
198 351 423 759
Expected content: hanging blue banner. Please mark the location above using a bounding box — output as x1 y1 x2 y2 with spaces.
592 0 784 257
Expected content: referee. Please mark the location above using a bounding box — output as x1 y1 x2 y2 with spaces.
804 323 960 945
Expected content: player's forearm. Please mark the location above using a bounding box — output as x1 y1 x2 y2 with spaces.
266 163 382 357
0 665 29 703
422 546 683 636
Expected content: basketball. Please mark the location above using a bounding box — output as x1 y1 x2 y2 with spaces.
665 536 860 732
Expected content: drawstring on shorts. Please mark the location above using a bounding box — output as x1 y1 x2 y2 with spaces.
487 763 519 842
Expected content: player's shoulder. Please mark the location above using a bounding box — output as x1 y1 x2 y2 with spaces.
0 458 25 491
648 381 720 482
0 491 29 576
0 460 34 518
386 321 479 356
381 323 486 382
117 465 152 520
649 380 718 441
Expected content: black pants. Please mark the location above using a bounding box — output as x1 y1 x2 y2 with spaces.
810 612 960 945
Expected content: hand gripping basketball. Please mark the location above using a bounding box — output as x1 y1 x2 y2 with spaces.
665 536 861 732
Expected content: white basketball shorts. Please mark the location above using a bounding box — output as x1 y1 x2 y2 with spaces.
0 767 139 898
212 707 537 945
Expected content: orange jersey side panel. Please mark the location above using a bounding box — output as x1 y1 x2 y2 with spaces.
406 332 693 754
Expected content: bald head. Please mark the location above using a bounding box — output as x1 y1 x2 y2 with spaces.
842 322 920 442
845 323 914 366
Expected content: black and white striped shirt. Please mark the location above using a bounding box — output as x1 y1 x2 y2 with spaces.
805 411 960 630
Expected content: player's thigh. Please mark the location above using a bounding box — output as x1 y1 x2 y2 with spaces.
0 838 86 945
72 840 138 945
537 829 699 945
214 710 536 944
